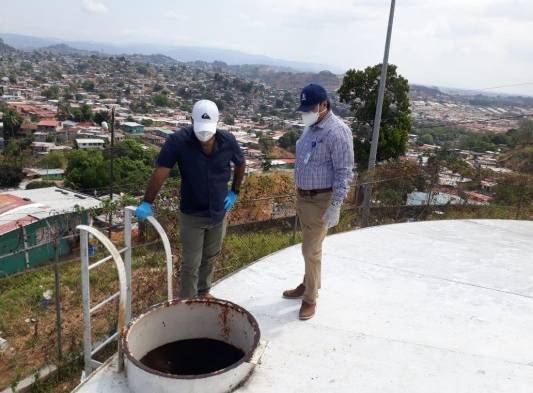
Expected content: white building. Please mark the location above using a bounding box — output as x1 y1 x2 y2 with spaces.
76 138 105 150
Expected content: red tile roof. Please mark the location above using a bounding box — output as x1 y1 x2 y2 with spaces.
37 119 60 127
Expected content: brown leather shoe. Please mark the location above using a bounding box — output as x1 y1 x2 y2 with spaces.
299 301 316 320
282 284 305 299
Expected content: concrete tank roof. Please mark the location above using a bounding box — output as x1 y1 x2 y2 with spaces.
73 219 533 393
213 219 533 393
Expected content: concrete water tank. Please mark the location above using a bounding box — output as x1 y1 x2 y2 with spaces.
123 298 261 393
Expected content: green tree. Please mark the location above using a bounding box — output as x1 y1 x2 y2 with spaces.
153 93 170 107
419 133 434 145
26 180 56 189
82 80 95 92
338 64 411 169
71 104 93 122
513 119 533 146
223 115 235 126
258 135 275 155
38 151 67 169
111 139 157 166
494 174 533 214
0 162 23 187
94 110 109 126
57 100 71 121
278 130 301 153
65 150 108 190
2 107 23 141
41 85 60 99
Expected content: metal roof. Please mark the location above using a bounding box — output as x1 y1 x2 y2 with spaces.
74 219 533 393
0 187 101 235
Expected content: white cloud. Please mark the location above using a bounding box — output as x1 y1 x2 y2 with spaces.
82 0 108 14
3 0 533 95
164 10 186 22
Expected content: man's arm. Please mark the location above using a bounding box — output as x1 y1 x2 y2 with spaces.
231 163 246 193
143 167 171 203
330 126 355 206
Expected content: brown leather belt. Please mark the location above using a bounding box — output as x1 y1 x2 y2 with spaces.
297 188 333 197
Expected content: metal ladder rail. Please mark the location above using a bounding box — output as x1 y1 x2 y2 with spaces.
78 209 173 379
78 225 129 378
124 206 174 302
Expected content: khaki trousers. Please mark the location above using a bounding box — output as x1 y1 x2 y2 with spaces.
296 191 332 304
179 212 227 298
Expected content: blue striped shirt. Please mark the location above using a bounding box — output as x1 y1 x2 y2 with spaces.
295 111 355 206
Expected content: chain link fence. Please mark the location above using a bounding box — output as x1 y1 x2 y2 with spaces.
0 167 532 391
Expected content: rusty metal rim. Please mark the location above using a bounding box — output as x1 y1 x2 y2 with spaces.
122 298 261 380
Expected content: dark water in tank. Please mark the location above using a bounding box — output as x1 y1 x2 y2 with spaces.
140 338 245 375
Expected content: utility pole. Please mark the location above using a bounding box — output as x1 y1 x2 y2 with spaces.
361 0 396 228
108 106 115 237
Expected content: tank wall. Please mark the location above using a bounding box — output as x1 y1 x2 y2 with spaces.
125 357 254 393
126 302 258 360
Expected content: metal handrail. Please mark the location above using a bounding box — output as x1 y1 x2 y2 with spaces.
147 215 174 302
77 208 174 380
125 206 174 302
78 225 129 377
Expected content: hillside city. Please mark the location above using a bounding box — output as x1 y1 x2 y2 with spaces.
0 38 533 198
0 15 532 393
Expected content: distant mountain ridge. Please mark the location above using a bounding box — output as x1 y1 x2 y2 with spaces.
0 38 17 55
0 33 339 73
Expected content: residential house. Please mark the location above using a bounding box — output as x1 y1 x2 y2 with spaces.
464 191 492 206
31 142 71 155
33 132 49 142
406 191 463 206
143 133 166 146
480 180 497 195
76 138 105 149
121 122 144 135
23 168 65 181
0 187 101 276
37 119 61 133
19 119 37 136
31 141 55 155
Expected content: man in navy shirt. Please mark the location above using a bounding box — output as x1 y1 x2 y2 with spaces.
136 100 246 298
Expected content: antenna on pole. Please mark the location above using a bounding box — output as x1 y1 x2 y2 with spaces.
360 0 396 228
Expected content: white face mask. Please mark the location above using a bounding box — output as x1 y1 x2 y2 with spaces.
195 130 215 142
301 105 326 126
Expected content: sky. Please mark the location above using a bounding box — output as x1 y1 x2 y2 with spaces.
1 0 532 95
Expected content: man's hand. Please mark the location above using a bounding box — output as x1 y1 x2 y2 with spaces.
135 201 153 220
224 190 238 210
322 204 341 228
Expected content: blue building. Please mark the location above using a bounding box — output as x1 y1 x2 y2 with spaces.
121 122 145 135
154 128 175 139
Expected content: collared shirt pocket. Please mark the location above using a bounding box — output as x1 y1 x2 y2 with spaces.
308 136 329 165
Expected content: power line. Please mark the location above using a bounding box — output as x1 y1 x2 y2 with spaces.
475 82 533 92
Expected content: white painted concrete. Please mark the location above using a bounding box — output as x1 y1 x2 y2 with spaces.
74 219 533 393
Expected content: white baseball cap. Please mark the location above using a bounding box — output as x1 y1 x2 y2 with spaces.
192 99 219 135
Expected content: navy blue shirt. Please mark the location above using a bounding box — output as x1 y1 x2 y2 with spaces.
156 126 245 224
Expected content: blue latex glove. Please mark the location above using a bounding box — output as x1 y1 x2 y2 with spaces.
224 190 238 211
135 201 153 220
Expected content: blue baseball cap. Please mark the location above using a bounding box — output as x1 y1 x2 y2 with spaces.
297 83 328 112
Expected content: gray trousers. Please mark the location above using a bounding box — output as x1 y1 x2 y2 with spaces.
179 212 227 298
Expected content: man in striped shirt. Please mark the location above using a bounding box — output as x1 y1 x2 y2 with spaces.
283 84 355 320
